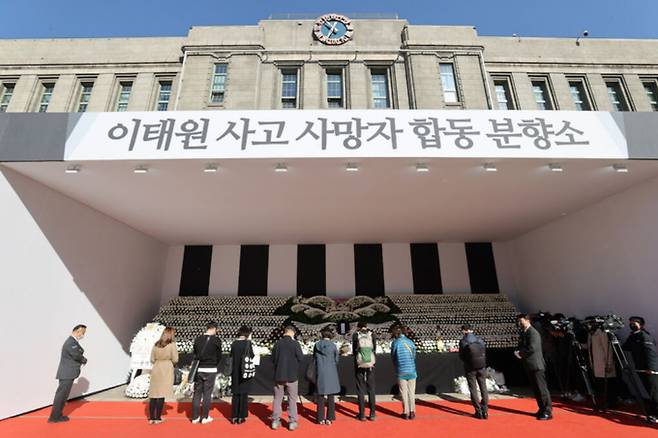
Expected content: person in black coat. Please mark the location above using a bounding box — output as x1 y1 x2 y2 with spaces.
230 325 256 424
458 323 488 419
191 322 223 424
515 314 552 420
48 324 88 423
271 325 304 431
622 316 658 424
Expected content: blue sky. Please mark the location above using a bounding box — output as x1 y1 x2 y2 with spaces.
2 0 657 39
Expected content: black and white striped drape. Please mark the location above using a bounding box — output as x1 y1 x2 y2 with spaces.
179 242 500 297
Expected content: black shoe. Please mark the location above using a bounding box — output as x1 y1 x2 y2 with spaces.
482 411 488 420
537 413 553 421
357 415 366 421
367 415 376 422
646 416 658 424
239 418 246 424
409 412 416 420
472 412 483 419
48 417 70 423
230 418 238 424
402 413 409 420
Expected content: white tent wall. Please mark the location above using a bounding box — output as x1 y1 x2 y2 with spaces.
503 175 658 335
0 166 167 420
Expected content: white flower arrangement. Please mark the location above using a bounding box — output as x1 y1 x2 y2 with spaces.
213 374 232 398
345 296 375 309
291 304 311 313
129 323 165 370
252 344 271 357
305 296 336 309
453 368 508 394
323 310 359 322
300 340 316 355
125 374 151 399
369 303 391 313
377 341 392 354
304 308 327 318
354 307 377 317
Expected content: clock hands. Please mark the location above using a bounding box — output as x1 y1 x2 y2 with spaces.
324 21 339 37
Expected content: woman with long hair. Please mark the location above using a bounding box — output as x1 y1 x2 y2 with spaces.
148 327 179 424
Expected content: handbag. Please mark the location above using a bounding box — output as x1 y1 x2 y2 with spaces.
173 367 183 386
188 336 212 382
241 341 257 379
305 356 317 383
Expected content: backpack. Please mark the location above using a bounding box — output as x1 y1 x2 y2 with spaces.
356 331 376 368
464 340 486 370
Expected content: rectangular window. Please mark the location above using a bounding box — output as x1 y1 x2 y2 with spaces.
0 82 15 112
492 77 515 110
643 80 658 111
156 80 172 111
281 70 298 109
439 63 459 103
326 70 343 108
568 79 592 111
210 63 227 104
38 82 55 112
77 82 94 112
530 78 554 110
116 81 132 112
371 69 390 109
605 79 630 111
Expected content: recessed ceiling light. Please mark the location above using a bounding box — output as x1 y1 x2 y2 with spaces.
345 163 359 172
612 164 628 173
204 164 219 173
275 163 288 173
483 163 498 172
65 165 81 174
549 163 564 173
415 163 430 173
134 165 149 174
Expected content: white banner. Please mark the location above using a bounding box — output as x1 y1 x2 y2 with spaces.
64 110 629 160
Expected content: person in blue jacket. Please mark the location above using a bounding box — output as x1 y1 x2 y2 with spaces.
390 325 417 420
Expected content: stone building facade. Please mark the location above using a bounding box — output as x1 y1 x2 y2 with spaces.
1 16 657 114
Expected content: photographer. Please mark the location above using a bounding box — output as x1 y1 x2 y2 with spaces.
622 316 658 424
533 313 564 394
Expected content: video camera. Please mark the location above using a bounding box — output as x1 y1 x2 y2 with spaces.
582 314 624 333
532 312 575 334
549 317 575 333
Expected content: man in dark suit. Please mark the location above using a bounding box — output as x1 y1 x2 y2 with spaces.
48 324 88 423
515 314 552 420
459 323 489 419
623 316 658 424
271 325 304 431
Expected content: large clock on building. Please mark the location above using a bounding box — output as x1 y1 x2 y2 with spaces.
313 14 354 45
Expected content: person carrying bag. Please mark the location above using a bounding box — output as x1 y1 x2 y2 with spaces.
191 322 222 425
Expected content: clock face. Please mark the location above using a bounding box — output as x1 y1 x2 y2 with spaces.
313 14 354 45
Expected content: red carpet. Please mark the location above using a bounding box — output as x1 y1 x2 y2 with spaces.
1 398 656 438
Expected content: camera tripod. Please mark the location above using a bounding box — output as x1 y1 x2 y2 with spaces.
605 330 649 419
564 330 597 409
